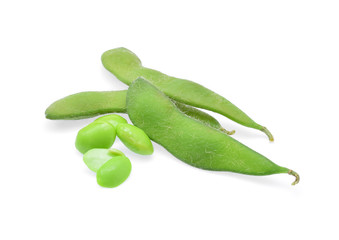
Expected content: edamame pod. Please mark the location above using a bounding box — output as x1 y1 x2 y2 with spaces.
83 148 125 172
75 122 116 154
126 78 299 185
96 156 132 188
45 90 234 134
102 47 273 141
45 90 127 120
116 123 154 155
174 101 235 135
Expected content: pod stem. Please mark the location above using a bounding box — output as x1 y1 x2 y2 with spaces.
220 128 235 135
261 127 274 142
288 170 300 185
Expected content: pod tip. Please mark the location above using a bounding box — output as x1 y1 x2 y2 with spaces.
288 170 300 185
261 127 274 142
220 128 236 135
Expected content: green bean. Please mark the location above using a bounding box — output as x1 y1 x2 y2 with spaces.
102 48 273 141
75 122 116 154
44 90 234 134
116 123 154 155
126 78 299 185
83 148 125 172
94 114 127 128
96 156 132 188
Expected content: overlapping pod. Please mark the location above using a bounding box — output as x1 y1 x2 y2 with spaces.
102 47 273 141
126 78 299 185
45 90 234 134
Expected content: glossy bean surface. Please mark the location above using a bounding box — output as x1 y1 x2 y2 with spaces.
83 148 125 172
96 156 132 188
126 78 299 185
102 48 273 141
94 114 127 128
75 122 116 154
116 123 154 155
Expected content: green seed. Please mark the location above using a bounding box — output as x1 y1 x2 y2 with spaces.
96 156 132 188
126 78 299 185
102 47 273 141
116 123 154 155
75 122 116 154
94 114 127 128
83 148 125 172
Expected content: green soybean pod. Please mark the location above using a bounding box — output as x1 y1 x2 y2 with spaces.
75 122 116 154
116 123 154 155
126 78 299 185
44 90 235 134
83 148 125 172
94 114 127 128
174 101 235 135
96 156 132 188
45 90 127 120
102 48 273 141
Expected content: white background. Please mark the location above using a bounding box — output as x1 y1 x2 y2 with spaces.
1 1 338 239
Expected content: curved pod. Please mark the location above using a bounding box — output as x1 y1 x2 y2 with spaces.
126 78 299 184
102 48 273 141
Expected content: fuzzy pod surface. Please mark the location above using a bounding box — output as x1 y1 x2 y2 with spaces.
126 78 299 185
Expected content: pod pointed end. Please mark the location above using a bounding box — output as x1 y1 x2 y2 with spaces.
220 128 236 135
288 170 300 185
261 127 274 142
